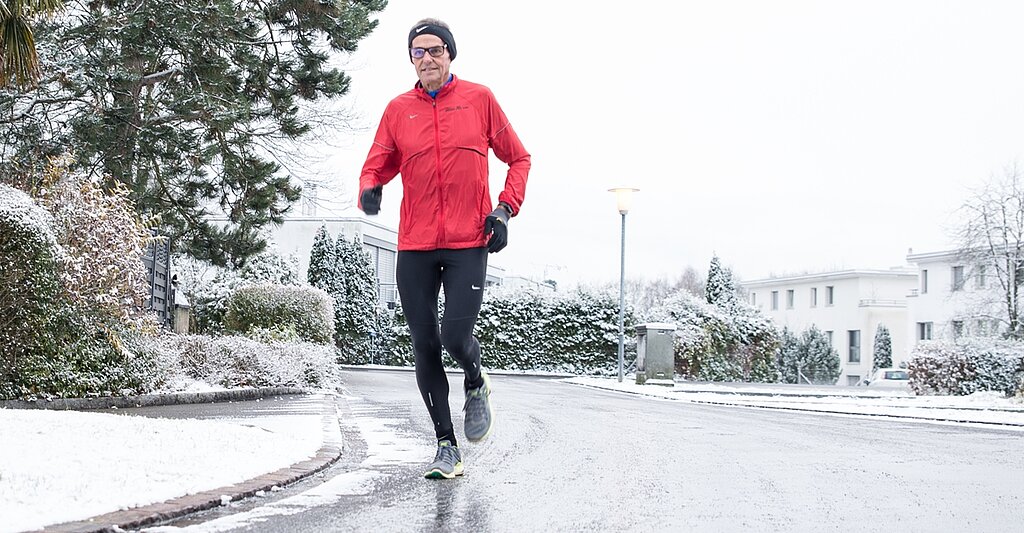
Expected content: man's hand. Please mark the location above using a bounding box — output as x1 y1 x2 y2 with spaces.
360 185 382 215
484 205 511 253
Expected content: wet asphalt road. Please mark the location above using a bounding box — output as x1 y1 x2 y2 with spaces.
150 369 1024 533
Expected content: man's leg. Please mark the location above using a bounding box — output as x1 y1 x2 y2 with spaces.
396 250 457 445
439 247 492 441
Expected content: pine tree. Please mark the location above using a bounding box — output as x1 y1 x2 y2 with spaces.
873 324 893 370
798 325 841 385
776 327 801 384
334 234 377 362
706 255 737 310
308 225 338 293
1 0 386 267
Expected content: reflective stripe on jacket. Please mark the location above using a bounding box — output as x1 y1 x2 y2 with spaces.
358 75 531 251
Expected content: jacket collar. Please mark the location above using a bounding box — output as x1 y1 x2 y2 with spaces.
415 74 458 100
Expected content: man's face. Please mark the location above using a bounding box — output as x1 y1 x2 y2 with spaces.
410 34 451 91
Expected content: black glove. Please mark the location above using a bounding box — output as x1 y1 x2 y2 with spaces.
360 185 382 215
484 205 510 253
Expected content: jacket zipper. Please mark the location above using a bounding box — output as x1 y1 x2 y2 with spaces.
432 98 447 247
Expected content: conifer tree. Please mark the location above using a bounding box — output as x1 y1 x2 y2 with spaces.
706 255 738 310
308 225 339 294
798 325 841 385
873 324 893 370
334 234 377 362
776 327 802 384
1 0 386 266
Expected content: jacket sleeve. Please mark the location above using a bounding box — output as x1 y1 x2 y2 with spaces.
486 93 531 216
358 105 401 207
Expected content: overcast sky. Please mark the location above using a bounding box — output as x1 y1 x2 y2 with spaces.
302 1 1024 287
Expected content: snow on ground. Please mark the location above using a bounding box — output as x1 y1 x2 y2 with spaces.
564 377 1024 427
2 377 1024 532
0 406 323 533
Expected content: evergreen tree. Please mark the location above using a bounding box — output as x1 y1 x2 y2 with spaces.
307 225 339 293
776 327 801 384
706 255 737 310
334 234 377 362
0 0 386 266
798 325 841 385
873 324 893 370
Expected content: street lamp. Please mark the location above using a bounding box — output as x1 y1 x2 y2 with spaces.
608 187 639 382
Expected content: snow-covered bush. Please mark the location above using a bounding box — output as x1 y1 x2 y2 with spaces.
177 249 302 334
386 285 634 373
35 167 152 327
143 334 341 389
649 292 780 382
224 283 335 345
908 339 1024 396
0 184 65 366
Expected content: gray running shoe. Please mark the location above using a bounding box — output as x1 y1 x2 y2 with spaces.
424 440 464 479
463 371 493 442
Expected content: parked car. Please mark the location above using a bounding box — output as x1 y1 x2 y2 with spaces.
865 368 911 389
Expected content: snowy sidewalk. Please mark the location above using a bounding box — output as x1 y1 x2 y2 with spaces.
564 376 1024 428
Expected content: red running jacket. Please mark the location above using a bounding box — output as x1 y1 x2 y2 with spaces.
358 75 531 251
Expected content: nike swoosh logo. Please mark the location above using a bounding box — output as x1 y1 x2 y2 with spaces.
409 114 417 119
415 25 428 33
471 285 482 290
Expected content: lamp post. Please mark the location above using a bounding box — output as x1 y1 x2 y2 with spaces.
608 187 639 382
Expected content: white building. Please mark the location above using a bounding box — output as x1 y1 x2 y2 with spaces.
741 268 918 385
905 249 1007 343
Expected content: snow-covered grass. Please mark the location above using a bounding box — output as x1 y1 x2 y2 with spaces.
0 398 326 533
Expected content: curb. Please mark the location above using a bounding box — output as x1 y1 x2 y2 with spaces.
38 391 345 533
1 387 310 411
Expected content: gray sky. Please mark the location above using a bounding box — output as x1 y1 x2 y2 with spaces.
307 0 1024 287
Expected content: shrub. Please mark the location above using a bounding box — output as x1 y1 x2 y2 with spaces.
908 339 1024 396
142 333 341 389
224 283 335 345
650 292 780 383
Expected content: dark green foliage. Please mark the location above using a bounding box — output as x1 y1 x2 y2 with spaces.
334 235 377 362
224 283 335 345
797 325 841 385
386 287 634 373
776 327 801 383
873 324 893 370
705 255 738 310
1 0 386 266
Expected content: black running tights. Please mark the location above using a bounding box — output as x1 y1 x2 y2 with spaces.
397 247 488 444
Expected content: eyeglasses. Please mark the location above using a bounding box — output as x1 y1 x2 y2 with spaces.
410 44 447 59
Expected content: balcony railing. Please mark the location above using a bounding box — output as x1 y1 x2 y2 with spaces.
858 299 906 308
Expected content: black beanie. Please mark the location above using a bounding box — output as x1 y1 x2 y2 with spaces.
408 23 457 61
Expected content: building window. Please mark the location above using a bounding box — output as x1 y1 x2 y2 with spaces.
786 289 794 309
917 322 933 340
825 330 834 346
975 265 987 289
847 375 861 386
952 320 964 339
771 291 779 311
825 286 835 306
848 330 861 363
921 269 928 294
952 265 965 291
810 287 818 307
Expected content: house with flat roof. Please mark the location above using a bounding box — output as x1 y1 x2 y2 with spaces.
741 268 918 385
